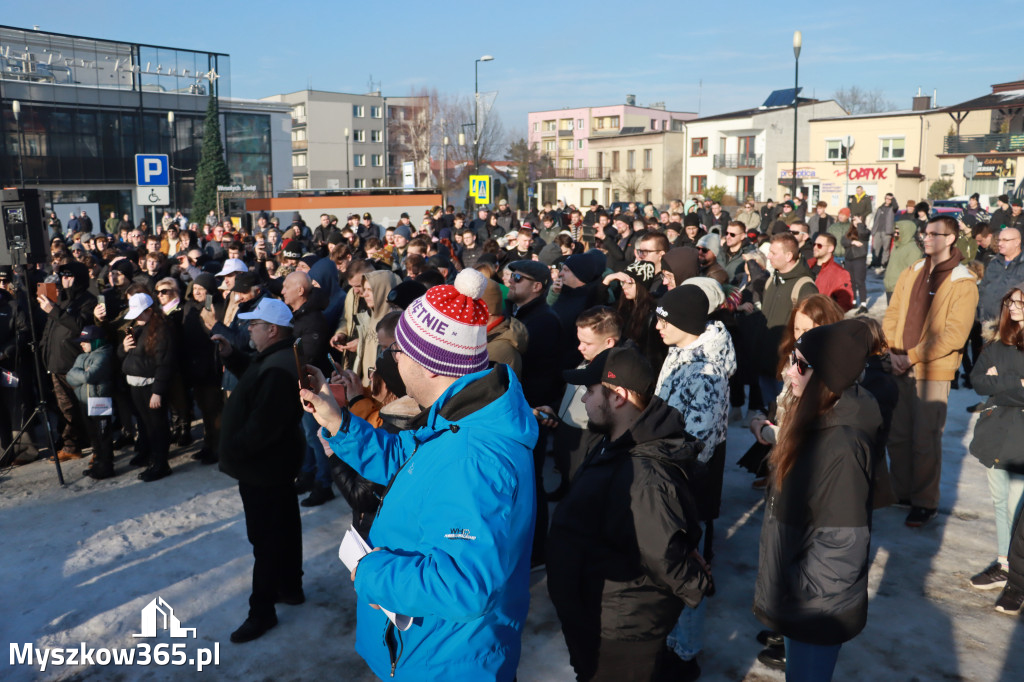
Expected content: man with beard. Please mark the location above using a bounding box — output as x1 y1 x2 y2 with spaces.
547 346 710 681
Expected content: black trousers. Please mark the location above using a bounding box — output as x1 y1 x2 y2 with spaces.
847 257 867 304
129 384 170 468
238 481 303 620
77 402 113 468
565 633 664 682
191 383 223 451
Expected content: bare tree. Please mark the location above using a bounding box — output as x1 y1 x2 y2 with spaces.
613 171 648 202
832 86 897 115
437 93 506 170
387 88 438 187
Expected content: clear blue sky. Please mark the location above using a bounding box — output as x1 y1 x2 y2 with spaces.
4 1 1022 142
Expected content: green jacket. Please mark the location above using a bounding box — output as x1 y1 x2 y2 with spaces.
829 220 851 258
883 220 923 293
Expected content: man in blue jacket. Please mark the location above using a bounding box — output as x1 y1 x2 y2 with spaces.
302 268 538 681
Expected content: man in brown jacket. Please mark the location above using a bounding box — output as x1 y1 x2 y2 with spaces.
883 215 978 527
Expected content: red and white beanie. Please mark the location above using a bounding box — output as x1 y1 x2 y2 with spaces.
395 268 490 377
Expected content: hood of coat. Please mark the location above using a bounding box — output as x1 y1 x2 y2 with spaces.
774 260 814 283
425 364 539 451
605 395 703 465
893 219 918 247
810 384 882 437
487 315 529 353
363 270 401 323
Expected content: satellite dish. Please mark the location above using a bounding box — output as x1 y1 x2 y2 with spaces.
845 135 855 148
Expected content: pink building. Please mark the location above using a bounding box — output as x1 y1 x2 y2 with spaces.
527 95 697 176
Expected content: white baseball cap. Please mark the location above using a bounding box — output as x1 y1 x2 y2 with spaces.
124 293 154 320
237 298 293 328
216 258 248 277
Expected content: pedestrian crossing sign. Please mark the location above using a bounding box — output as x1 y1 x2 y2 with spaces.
469 175 490 205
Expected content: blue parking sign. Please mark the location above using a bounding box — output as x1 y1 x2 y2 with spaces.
135 154 169 186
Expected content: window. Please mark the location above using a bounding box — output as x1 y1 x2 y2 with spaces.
543 119 556 132
643 149 653 170
577 139 584 150
372 177 385 187
577 118 585 130
354 178 366 188
596 152 604 171
691 137 707 156
612 151 620 171
292 177 308 189
559 139 573 152
737 175 754 198
560 118 573 131
880 136 905 160
371 154 383 167
292 104 305 120
353 129 366 142
291 128 306 142
533 122 539 132
370 106 383 118
354 154 366 166
826 139 848 160
594 115 620 130
690 175 707 193
371 130 383 143
577 158 584 169
543 140 557 153
627 150 636 171
353 105 365 117
644 189 652 203
292 153 306 166
672 119 685 132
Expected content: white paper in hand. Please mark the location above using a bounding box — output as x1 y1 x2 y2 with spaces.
338 525 413 631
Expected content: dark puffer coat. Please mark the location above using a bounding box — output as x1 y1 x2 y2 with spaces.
753 385 882 646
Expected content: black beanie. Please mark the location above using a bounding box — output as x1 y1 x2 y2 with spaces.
795 319 873 394
654 284 708 335
683 213 701 228
564 249 606 285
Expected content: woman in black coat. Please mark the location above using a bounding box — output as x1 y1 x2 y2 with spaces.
119 292 175 481
753 320 882 681
841 216 870 310
966 284 1024 593
181 273 225 463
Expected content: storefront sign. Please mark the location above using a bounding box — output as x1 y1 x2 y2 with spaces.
834 167 888 181
779 167 818 179
973 156 1017 179
216 185 257 192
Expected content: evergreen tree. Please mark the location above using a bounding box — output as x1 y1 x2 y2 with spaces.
191 96 231 223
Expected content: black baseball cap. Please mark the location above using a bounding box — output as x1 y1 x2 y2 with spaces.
231 271 259 292
563 346 656 398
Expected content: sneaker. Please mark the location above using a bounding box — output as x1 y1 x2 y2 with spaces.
905 506 938 528
230 614 278 643
756 644 786 671
994 584 1024 615
970 562 1009 590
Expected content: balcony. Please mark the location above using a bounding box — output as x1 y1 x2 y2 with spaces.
712 154 762 170
291 139 308 151
536 166 611 181
292 115 306 127
558 129 574 137
943 133 1024 154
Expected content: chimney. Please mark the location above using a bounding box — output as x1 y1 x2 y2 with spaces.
912 95 931 111
626 94 636 106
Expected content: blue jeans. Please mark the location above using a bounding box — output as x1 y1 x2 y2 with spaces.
666 599 706 661
784 638 841 682
987 467 1024 558
301 411 331 489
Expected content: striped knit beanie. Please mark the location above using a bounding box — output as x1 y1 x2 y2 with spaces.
395 268 490 377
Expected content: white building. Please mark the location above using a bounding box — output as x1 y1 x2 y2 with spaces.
683 93 846 203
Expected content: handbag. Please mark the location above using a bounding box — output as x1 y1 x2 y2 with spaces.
86 384 113 417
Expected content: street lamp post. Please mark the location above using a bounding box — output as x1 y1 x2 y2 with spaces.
792 30 802 202
344 127 351 188
442 134 449 208
474 55 494 175
11 100 25 188
167 111 176 211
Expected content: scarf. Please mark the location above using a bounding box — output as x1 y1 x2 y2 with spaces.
901 250 962 351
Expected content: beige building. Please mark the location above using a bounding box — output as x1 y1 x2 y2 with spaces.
535 130 685 208
778 83 1024 209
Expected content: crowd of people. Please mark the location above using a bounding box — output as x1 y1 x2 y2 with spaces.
3 189 1024 681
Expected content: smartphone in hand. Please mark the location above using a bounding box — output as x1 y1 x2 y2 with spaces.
294 338 311 391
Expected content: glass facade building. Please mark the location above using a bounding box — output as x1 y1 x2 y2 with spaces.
0 25 278 224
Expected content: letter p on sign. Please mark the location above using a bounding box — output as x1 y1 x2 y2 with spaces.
135 154 169 186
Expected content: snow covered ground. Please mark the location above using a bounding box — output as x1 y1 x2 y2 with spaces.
3 271 1024 681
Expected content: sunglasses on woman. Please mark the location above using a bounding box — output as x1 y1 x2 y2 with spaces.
791 350 812 376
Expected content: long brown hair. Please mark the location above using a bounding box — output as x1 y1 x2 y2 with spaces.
143 306 168 356
775 294 845 378
998 287 1024 350
769 372 840 489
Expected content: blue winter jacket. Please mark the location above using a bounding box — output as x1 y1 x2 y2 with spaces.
324 365 538 681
